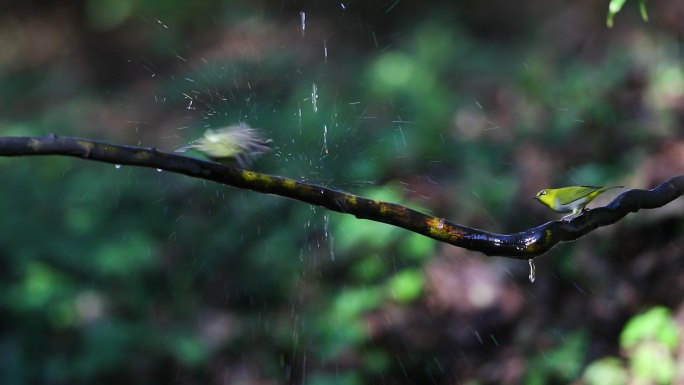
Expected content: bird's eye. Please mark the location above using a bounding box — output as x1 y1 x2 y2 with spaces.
540 190 547 195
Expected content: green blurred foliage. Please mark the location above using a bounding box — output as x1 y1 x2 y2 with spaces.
608 0 649 27
526 331 589 385
0 0 683 384
583 357 630 385
583 306 682 385
621 306 679 350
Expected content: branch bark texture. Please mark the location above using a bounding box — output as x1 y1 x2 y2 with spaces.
0 135 681 258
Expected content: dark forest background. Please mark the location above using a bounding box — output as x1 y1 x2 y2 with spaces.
1 1 683 384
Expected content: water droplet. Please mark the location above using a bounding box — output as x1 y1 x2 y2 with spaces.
323 214 335 261
528 259 536 283
115 164 121 169
311 83 318 113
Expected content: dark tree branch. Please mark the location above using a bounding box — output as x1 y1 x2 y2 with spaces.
0 135 681 258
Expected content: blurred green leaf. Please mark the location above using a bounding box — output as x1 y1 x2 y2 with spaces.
630 341 675 384
308 372 362 385
169 334 208 367
17 262 65 309
607 0 648 27
85 0 133 30
1 1 679 383
607 0 628 27
94 234 156 277
400 233 436 262
386 269 424 303
639 0 649 22
350 254 386 282
620 306 679 351
526 331 588 384
582 357 629 385
4 262 80 328
316 314 368 360
332 287 383 321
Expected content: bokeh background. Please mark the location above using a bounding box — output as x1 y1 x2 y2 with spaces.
1 1 683 384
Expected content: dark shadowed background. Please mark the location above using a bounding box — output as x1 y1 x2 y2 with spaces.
1 1 683 384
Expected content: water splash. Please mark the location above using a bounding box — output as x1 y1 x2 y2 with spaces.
311 83 318 113
300 11 306 37
115 164 122 169
528 259 536 283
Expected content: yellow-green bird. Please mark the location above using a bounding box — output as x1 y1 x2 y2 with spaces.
175 125 272 167
534 185 623 218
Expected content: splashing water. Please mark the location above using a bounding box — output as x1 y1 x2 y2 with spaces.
311 83 318 113
528 259 536 283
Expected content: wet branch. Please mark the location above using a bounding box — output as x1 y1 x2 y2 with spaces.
0 135 682 258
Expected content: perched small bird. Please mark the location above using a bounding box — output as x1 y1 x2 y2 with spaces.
534 185 623 219
175 125 272 167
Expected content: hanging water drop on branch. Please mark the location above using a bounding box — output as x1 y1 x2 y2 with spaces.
528 259 536 283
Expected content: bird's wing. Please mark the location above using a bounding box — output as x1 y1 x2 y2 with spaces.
557 186 602 205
